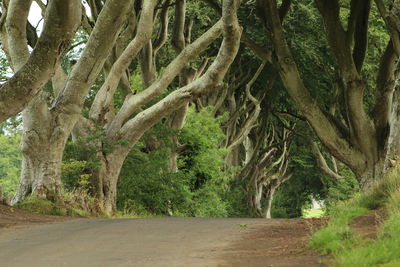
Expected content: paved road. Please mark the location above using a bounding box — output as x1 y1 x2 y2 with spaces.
0 217 273 267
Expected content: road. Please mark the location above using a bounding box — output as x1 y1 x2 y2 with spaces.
0 217 324 267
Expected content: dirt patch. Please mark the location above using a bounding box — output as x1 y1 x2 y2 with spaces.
349 209 386 239
220 217 328 267
0 203 70 230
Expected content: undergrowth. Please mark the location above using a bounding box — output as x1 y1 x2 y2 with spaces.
309 165 400 266
16 189 103 217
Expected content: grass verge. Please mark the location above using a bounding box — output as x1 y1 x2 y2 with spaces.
16 189 103 217
309 165 400 266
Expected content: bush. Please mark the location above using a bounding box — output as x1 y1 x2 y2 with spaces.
117 107 237 217
0 134 21 198
16 189 102 217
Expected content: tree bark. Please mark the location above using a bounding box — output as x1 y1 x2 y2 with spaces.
91 149 128 215
13 109 66 203
263 181 278 219
0 0 81 122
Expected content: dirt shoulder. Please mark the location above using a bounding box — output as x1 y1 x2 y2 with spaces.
0 203 71 230
220 218 328 267
349 209 386 239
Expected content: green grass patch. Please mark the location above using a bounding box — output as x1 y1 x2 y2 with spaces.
309 201 368 254
302 208 325 218
336 211 400 266
309 165 400 266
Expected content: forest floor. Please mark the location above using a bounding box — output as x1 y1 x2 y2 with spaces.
0 203 332 266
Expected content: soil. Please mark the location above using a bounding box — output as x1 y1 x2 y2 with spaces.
349 209 386 239
220 218 329 267
0 203 70 229
0 204 329 266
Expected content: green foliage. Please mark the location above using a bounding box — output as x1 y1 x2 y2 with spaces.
117 146 193 216
16 197 65 216
16 191 98 217
302 208 324 218
355 166 400 210
179 107 230 190
0 133 21 198
323 165 360 212
62 126 130 190
0 50 12 83
117 106 237 217
309 198 369 255
61 159 93 191
309 165 400 266
336 212 400 267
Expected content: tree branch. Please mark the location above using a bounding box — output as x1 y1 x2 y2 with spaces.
0 0 81 122
89 0 157 123
107 20 224 136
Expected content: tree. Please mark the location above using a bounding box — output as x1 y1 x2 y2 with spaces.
12 0 135 204
0 0 81 122
257 0 400 187
12 0 242 215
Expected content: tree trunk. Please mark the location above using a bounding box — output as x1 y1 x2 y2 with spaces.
263 182 278 219
247 171 263 217
166 104 189 172
13 126 65 204
91 149 128 215
358 160 386 189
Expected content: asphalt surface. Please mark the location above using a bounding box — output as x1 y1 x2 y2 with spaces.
0 217 273 267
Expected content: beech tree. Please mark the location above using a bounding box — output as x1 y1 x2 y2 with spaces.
255 0 400 187
11 0 241 214
12 0 135 205
0 0 81 122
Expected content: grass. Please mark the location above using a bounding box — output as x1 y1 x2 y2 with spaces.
302 208 325 218
16 197 90 217
309 165 400 266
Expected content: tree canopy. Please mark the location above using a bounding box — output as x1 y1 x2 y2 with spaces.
0 0 399 218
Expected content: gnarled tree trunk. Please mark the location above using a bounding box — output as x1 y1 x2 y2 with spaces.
13 95 68 203
91 148 129 214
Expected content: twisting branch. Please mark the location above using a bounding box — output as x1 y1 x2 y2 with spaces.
107 20 224 137
310 141 343 181
153 0 171 54
118 0 242 145
89 0 157 124
242 118 295 218
227 61 266 151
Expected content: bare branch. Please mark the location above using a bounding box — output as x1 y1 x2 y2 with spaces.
311 141 343 181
